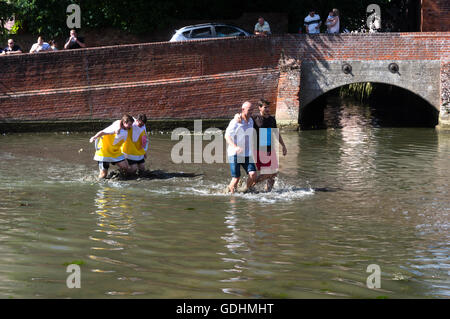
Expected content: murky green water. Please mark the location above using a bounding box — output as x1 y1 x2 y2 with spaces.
0 119 449 298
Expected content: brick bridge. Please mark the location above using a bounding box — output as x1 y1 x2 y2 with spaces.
0 32 449 131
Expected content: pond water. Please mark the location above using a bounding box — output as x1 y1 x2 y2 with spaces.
0 104 449 299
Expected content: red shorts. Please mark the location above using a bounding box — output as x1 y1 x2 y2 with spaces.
256 150 279 174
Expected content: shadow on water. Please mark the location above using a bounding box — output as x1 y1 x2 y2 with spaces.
106 169 203 181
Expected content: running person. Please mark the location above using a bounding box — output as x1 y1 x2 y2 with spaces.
89 114 134 178
122 114 148 175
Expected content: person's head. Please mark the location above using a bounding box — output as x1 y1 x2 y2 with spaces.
50 40 58 48
137 113 147 127
241 101 253 117
121 114 134 130
258 99 270 116
37 36 44 45
70 29 77 37
332 8 339 17
309 10 315 17
7 39 14 48
258 17 265 26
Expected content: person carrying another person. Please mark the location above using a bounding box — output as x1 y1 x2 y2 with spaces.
304 10 322 34
224 101 258 194
326 8 340 34
1 39 22 55
234 99 288 192
254 17 271 36
89 114 134 179
121 114 149 176
29 36 51 53
64 29 86 49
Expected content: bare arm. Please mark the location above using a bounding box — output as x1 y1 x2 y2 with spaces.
89 130 112 143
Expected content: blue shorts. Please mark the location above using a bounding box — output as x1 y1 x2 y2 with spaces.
228 155 257 178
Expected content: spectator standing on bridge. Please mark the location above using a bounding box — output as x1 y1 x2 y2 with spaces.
254 17 271 36
326 9 340 34
1 39 22 55
64 29 86 49
49 40 59 51
29 36 51 53
304 10 322 34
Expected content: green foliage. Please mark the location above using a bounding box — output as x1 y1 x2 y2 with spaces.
340 82 374 102
4 0 420 38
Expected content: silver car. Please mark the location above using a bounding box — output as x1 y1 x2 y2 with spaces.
169 23 251 42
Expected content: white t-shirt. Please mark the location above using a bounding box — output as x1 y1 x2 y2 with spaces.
30 42 51 52
102 120 128 145
254 21 271 34
328 16 340 33
304 14 321 34
130 119 148 151
225 117 255 157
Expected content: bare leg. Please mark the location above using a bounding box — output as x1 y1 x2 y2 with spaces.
98 169 108 179
116 160 129 176
246 171 257 189
128 163 138 175
228 177 240 194
137 162 146 174
265 173 277 192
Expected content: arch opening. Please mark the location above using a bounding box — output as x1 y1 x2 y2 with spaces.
299 83 439 130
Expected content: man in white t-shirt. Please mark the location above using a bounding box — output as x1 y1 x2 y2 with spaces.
224 101 257 193
29 36 51 53
304 10 322 34
254 17 271 36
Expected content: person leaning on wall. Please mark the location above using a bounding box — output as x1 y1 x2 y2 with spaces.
1 38 22 55
64 29 86 49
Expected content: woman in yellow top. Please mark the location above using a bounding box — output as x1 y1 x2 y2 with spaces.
89 114 134 178
122 114 148 175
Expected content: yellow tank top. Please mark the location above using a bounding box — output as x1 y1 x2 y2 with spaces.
94 133 126 162
122 126 147 160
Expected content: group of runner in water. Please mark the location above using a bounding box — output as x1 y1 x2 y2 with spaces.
89 99 287 193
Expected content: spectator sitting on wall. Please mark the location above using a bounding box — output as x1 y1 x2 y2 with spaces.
49 40 58 51
304 10 322 34
254 17 271 36
326 8 340 34
64 29 86 49
29 36 51 53
1 39 22 55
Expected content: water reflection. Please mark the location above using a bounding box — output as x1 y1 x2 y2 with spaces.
90 186 137 272
220 199 252 296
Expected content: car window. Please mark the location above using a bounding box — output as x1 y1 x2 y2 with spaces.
182 30 190 37
215 26 244 37
191 27 213 38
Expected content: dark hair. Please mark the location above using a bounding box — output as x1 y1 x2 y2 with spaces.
121 114 134 125
137 113 147 124
258 99 270 107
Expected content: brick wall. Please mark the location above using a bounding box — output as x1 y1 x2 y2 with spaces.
422 0 450 32
0 33 449 125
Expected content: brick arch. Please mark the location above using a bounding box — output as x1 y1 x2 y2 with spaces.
299 60 441 112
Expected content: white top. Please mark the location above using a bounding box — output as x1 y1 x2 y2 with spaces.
30 42 51 53
102 120 128 145
304 14 321 34
225 117 255 157
131 120 148 152
327 16 340 33
254 21 271 34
